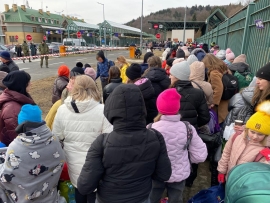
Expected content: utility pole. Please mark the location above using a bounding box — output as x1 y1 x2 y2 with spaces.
183 6 187 43
140 0 143 51
97 2 106 47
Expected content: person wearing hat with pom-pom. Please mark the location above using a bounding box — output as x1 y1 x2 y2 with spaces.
218 100 270 183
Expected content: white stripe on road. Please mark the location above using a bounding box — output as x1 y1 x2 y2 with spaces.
108 54 115 55
76 58 89 60
50 62 64 65
20 68 30 70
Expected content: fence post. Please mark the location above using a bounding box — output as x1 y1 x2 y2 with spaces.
216 25 219 47
224 19 230 48
241 3 256 54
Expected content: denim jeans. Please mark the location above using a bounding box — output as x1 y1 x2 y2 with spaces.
150 180 185 203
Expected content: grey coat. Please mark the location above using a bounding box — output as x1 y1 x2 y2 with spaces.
4 60 19 72
0 122 65 203
224 86 254 127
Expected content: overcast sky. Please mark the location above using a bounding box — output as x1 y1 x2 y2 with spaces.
2 0 241 25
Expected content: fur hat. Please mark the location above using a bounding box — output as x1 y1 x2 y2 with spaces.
216 50 226 60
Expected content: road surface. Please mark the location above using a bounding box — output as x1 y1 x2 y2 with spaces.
14 50 130 81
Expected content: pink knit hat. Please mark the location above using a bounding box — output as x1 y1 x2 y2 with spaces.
226 48 235 61
157 88 181 115
84 68 96 80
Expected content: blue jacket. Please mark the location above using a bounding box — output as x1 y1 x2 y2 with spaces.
96 58 114 79
140 63 148 75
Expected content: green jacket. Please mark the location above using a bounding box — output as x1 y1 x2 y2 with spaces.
22 42 29 55
39 43 49 55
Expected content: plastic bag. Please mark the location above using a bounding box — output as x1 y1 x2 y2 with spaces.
223 123 235 141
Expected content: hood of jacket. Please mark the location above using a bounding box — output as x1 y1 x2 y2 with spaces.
189 61 205 81
229 62 250 74
191 48 206 55
0 89 34 108
241 86 255 105
145 67 168 82
134 78 155 100
64 96 100 114
174 80 193 89
104 84 146 131
110 78 122 83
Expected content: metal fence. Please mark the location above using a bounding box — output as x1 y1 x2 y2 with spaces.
197 0 270 73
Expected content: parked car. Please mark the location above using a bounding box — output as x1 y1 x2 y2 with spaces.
48 44 60 54
0 44 17 58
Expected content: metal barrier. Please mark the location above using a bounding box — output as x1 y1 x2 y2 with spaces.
197 0 270 72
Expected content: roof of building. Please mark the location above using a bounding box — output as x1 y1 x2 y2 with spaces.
73 21 99 30
105 20 141 33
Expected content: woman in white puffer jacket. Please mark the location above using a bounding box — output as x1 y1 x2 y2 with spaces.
52 75 113 203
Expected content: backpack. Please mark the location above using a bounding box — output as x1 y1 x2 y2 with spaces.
234 71 254 90
221 73 239 100
225 162 270 203
188 183 225 203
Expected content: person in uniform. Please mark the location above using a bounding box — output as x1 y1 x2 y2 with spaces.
38 40 49 68
22 41 31 63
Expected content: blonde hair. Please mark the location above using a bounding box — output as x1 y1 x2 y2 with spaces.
154 113 163 122
202 54 228 74
70 75 101 101
244 128 267 146
117 55 128 66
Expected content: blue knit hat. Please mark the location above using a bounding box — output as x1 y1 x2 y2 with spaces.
18 104 42 125
0 51 11 61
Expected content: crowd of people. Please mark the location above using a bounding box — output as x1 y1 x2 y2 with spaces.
0 40 269 203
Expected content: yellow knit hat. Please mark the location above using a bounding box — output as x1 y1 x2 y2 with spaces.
246 101 270 135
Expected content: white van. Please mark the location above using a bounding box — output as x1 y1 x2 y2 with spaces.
63 38 88 52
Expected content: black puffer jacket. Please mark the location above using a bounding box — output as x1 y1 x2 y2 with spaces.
52 76 69 104
134 78 155 124
144 68 170 119
175 80 210 128
77 84 171 203
103 78 122 102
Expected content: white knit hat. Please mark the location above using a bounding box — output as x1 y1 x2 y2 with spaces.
170 61 190 81
187 54 198 65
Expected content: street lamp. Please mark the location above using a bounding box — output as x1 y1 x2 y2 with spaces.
97 2 106 47
55 10 64 42
140 0 143 51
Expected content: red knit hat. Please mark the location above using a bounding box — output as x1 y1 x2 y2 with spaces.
157 88 181 115
58 65 70 78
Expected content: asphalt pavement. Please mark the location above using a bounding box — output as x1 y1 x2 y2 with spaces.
14 50 130 81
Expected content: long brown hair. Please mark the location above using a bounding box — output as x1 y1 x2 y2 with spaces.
154 113 163 122
108 66 121 83
251 83 270 106
202 54 228 74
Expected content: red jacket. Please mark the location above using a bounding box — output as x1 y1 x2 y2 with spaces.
0 89 35 146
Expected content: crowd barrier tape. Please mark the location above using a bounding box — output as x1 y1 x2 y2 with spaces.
12 47 128 60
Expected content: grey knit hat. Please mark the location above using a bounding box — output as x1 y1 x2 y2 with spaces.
187 54 198 65
170 61 190 81
216 50 226 60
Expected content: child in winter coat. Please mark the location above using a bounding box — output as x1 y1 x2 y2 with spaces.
149 88 208 203
218 101 270 183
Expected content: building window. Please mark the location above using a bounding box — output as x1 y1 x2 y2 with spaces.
2 26 7 32
40 28 43 33
1 16 4 21
33 27 37 32
31 16 35 21
56 20 59 24
51 19 54 24
38 17 42 22
9 36 17 43
45 19 48 23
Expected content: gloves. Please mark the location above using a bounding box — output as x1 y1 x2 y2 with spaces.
260 148 270 161
218 173 225 183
